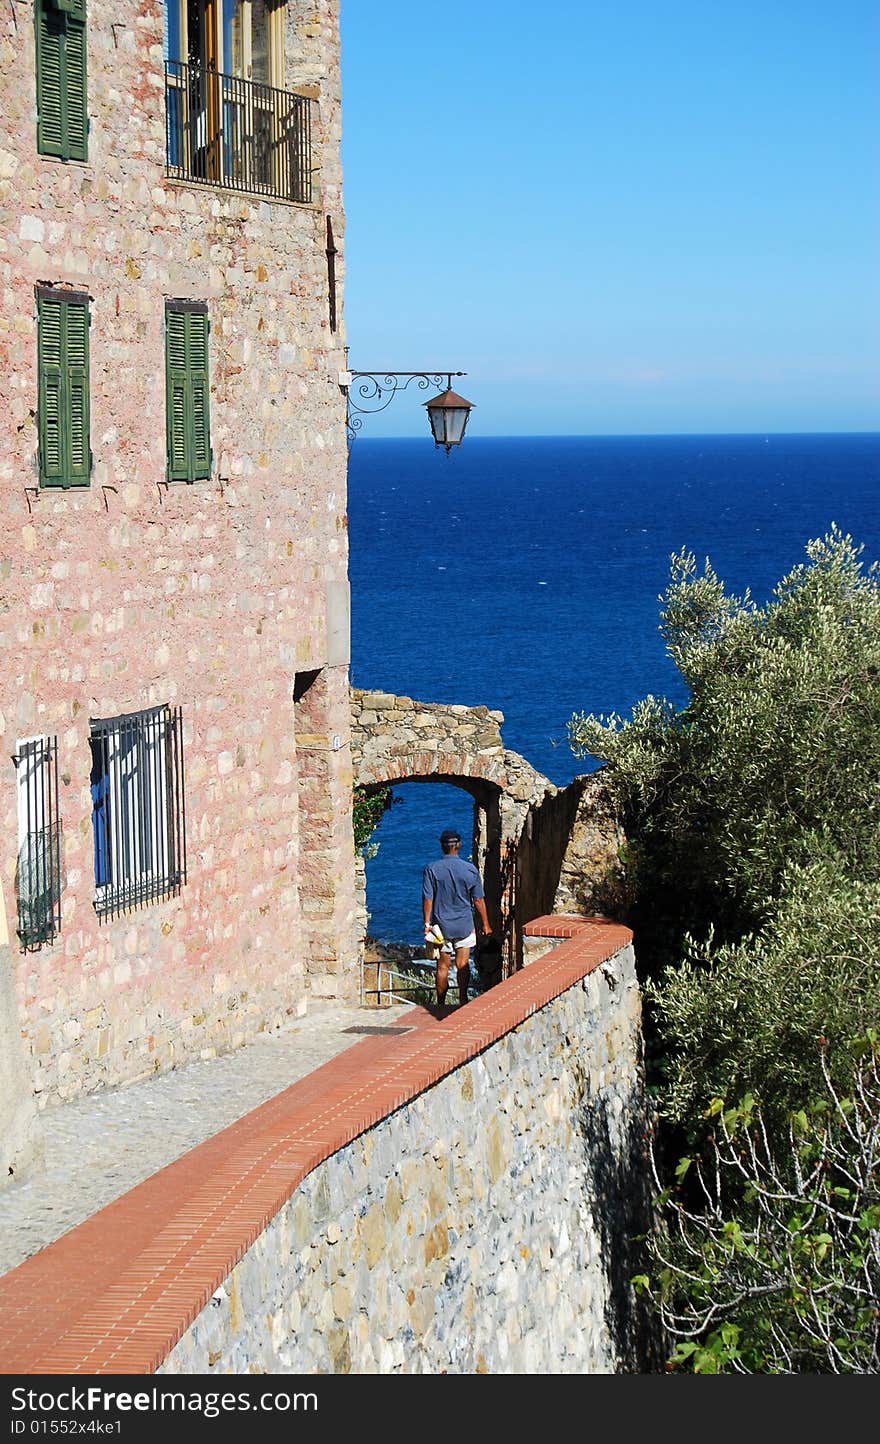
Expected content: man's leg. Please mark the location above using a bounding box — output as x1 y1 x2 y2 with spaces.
435 948 451 1006
454 944 471 1006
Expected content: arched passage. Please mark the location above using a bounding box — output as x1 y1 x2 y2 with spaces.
350 687 629 985
351 689 551 975
355 772 506 949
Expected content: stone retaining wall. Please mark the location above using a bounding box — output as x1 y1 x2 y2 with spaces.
160 930 652 1374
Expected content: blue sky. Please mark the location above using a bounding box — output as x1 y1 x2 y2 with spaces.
339 0 880 438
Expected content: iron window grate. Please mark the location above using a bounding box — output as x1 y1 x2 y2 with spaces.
13 736 62 950
90 705 187 921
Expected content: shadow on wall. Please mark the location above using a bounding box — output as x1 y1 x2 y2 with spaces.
577 1070 666 1372
515 772 629 938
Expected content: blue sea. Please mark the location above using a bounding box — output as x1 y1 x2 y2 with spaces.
348 432 880 945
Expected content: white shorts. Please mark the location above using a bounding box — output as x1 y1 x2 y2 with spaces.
440 931 476 955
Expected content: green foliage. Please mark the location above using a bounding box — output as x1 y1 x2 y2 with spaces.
642 1032 880 1374
352 785 398 856
648 862 880 1129
568 527 880 964
567 527 880 1120
567 528 880 1371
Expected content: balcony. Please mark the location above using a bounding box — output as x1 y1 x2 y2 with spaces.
164 61 315 205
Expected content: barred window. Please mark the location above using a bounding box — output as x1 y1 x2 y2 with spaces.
89 706 187 920
14 735 62 949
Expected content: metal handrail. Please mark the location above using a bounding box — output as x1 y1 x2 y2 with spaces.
361 955 481 1008
164 61 315 204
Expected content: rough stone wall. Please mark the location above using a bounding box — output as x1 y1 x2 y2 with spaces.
0 881 43 1186
0 0 358 1106
521 773 628 925
351 688 511 792
160 940 654 1375
295 666 358 1002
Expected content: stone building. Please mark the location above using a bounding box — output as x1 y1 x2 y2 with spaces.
0 0 357 1131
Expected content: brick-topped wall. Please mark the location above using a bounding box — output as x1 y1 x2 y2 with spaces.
0 919 655 1374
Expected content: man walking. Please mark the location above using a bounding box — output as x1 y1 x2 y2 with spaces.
422 828 492 1008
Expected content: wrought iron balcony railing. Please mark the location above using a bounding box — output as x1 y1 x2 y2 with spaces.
164 61 314 204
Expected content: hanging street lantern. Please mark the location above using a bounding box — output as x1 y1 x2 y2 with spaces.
423 382 475 455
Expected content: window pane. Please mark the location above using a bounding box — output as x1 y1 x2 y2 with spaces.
251 0 270 84
223 0 244 76
115 720 140 885
90 734 110 887
186 0 205 67
163 0 182 62
90 708 180 917
16 736 61 948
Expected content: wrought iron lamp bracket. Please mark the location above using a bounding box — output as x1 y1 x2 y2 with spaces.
343 365 466 443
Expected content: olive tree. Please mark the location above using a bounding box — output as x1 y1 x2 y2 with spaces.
567 526 880 1098
567 528 880 1370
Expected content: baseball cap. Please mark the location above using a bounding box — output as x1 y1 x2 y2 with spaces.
439 828 461 846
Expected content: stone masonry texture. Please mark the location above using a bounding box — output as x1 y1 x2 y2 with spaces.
159 939 651 1375
0 0 358 1110
0 881 43 1183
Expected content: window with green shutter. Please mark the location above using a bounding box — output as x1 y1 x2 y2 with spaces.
37 288 91 489
35 0 88 163
165 302 212 483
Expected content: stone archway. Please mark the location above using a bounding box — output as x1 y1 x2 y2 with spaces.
351 690 521 972
350 688 627 977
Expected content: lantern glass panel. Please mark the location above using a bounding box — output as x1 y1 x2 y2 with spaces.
428 405 469 446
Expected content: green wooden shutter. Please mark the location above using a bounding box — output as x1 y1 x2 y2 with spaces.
38 293 90 489
166 307 211 482
186 312 212 481
36 3 65 158
62 18 88 162
64 301 90 484
38 298 65 485
165 309 190 480
35 0 87 162
52 0 87 19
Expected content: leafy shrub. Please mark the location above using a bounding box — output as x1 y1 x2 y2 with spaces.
568 527 880 972
353 784 398 856
568 529 880 1371
648 862 880 1130
638 1031 880 1374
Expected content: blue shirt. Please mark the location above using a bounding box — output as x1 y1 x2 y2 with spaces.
422 854 484 940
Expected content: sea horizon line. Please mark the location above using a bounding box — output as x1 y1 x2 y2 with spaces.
351 429 880 443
